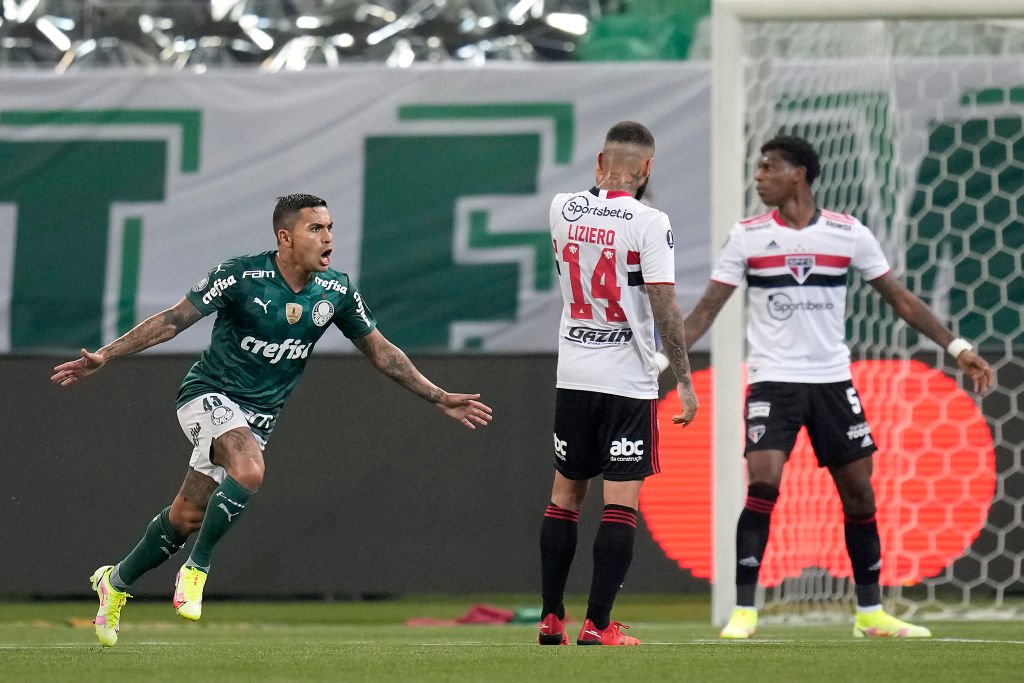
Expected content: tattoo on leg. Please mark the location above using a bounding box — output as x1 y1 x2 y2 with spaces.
211 428 255 469
179 469 218 508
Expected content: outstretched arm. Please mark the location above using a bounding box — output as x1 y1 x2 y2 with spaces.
869 272 993 395
353 329 493 429
647 284 699 426
51 297 203 387
682 280 737 348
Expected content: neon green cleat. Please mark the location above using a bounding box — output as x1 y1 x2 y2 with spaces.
173 565 208 621
90 565 131 647
854 610 932 638
719 607 758 639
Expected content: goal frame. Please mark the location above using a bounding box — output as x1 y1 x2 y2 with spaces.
710 0 1024 626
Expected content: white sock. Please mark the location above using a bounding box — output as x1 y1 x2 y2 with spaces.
857 604 883 614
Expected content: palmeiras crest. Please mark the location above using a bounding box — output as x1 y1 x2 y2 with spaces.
786 255 815 284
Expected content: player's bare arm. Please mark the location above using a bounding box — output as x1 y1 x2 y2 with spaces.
353 328 493 429
683 280 737 348
648 283 699 426
869 272 993 395
51 297 203 387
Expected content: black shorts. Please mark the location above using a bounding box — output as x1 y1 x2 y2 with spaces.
552 388 659 481
744 380 877 468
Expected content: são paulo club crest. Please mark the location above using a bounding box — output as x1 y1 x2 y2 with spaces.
748 424 766 444
786 255 815 284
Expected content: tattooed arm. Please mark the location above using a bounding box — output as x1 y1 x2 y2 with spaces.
353 329 493 429
51 297 203 387
647 284 699 426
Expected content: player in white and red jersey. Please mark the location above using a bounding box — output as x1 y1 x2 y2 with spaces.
550 187 674 398
712 207 890 384
538 121 699 647
684 135 993 640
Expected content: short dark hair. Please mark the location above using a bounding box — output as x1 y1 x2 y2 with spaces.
761 135 820 185
605 121 655 151
273 193 327 231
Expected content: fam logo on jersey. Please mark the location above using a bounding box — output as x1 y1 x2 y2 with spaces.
311 300 334 327
566 326 634 346
786 255 815 284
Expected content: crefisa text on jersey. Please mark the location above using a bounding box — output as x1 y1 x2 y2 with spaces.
239 336 312 364
201 275 238 305
568 224 616 246
314 276 347 293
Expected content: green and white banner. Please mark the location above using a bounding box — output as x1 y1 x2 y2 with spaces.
0 65 712 354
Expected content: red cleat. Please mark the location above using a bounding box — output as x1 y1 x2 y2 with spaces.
538 613 569 645
576 619 640 646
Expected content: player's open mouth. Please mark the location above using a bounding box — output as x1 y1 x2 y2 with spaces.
320 249 332 267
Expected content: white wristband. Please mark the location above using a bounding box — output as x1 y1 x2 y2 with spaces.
946 337 972 358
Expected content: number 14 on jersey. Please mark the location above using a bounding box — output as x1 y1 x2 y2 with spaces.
555 240 625 323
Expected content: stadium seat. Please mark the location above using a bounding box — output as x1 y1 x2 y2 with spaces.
577 0 709 61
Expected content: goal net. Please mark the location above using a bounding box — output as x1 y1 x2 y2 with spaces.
711 0 1024 624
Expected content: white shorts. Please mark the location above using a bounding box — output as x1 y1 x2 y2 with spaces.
176 393 266 483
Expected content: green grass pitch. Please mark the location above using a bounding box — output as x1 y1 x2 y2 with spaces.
2 595 1022 682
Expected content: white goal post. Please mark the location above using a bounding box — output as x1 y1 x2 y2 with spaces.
711 0 1024 626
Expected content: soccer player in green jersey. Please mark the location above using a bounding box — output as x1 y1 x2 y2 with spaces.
51 193 493 647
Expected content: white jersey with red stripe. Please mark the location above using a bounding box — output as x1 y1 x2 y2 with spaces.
549 187 676 399
711 208 891 383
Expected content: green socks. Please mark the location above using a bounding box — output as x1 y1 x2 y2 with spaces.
111 507 185 591
185 475 255 573
108 477 255 590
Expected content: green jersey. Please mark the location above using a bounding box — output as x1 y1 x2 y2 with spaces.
177 251 377 439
